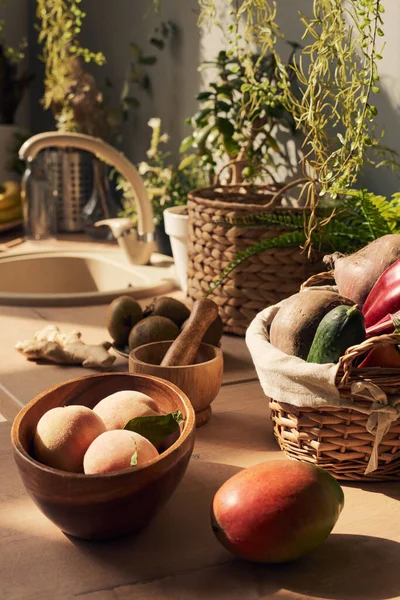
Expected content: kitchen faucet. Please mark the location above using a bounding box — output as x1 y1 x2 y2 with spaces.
19 131 155 265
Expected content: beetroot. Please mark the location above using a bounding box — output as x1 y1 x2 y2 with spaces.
324 234 400 307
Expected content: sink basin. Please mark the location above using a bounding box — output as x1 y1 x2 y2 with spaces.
0 250 177 306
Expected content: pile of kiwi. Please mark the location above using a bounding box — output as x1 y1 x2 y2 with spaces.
106 295 223 351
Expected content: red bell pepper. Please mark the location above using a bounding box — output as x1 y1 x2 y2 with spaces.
366 309 400 337
358 341 400 368
362 258 400 328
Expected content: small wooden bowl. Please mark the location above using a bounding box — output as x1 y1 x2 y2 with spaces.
129 341 223 427
11 373 195 540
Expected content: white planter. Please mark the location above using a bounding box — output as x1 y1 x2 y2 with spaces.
163 206 189 293
0 125 24 183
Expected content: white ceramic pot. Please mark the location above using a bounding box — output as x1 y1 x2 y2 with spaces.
163 206 189 292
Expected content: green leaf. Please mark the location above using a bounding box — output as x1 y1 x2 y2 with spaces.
193 108 213 125
216 117 234 138
223 136 240 157
150 37 164 50
358 189 392 239
139 55 157 66
179 135 195 153
124 410 184 447
216 100 231 113
196 91 214 101
178 154 197 170
130 451 138 467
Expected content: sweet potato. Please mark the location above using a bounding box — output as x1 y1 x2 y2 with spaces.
323 234 400 307
269 289 353 359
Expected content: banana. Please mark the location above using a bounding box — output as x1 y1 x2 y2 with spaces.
0 205 22 224
0 181 22 220
0 194 21 211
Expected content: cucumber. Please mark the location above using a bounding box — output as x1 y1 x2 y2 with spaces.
306 304 366 364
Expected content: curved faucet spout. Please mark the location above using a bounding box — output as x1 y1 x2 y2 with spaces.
19 131 155 265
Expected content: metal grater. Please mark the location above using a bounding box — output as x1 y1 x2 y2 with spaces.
43 148 94 232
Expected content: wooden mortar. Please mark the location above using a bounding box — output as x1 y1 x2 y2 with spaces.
129 341 223 427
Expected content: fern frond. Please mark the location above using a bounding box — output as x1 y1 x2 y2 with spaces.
356 189 392 239
378 193 400 232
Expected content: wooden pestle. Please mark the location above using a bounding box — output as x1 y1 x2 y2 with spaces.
160 298 219 367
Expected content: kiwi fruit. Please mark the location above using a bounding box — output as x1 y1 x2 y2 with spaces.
181 314 224 346
106 296 143 347
128 316 180 350
148 296 191 327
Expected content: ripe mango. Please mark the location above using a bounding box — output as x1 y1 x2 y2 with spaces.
211 459 344 563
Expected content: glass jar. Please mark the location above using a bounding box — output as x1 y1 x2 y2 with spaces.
22 153 58 241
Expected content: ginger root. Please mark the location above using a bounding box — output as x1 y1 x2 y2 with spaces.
15 324 116 369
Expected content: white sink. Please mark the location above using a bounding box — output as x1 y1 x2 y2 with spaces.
0 250 177 306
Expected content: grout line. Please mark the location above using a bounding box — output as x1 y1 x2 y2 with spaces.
74 558 234 598
32 308 48 320
0 382 25 410
221 376 259 387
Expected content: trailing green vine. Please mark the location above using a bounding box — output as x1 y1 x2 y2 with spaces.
199 1 398 245
36 0 105 131
288 0 389 196
197 1 400 300
194 1 296 184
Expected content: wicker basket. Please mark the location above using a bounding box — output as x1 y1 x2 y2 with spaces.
187 183 324 336
255 272 400 481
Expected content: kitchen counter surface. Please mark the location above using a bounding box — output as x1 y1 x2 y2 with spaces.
0 238 399 600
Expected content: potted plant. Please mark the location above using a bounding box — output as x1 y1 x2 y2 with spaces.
190 0 398 335
183 3 311 334
36 0 174 235
119 117 206 289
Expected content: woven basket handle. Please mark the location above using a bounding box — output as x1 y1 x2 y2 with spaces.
338 333 400 386
300 270 335 290
260 177 309 209
211 167 309 212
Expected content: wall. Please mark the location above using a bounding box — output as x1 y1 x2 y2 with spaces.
22 1 400 196
0 0 30 128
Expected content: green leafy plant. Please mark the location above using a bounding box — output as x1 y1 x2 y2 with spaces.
37 0 105 132
216 1 397 237
0 19 33 124
37 2 176 142
198 0 400 295
104 20 177 145
182 6 299 185
120 118 207 226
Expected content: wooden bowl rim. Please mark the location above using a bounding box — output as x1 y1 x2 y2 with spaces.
129 341 223 370
11 372 196 479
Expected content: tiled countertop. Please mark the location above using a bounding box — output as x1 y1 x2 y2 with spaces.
0 238 399 600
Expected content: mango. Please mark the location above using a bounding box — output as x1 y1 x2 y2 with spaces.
93 390 162 430
33 405 106 472
83 429 159 474
211 459 344 563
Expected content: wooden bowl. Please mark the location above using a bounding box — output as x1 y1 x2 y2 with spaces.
129 341 223 427
11 373 196 540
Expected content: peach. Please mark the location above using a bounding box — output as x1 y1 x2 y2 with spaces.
93 390 162 430
83 429 159 474
33 405 106 473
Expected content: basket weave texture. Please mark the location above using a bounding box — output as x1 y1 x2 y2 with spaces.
268 273 400 481
187 185 324 336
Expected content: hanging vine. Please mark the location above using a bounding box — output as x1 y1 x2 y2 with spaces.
36 0 105 131
199 0 397 254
